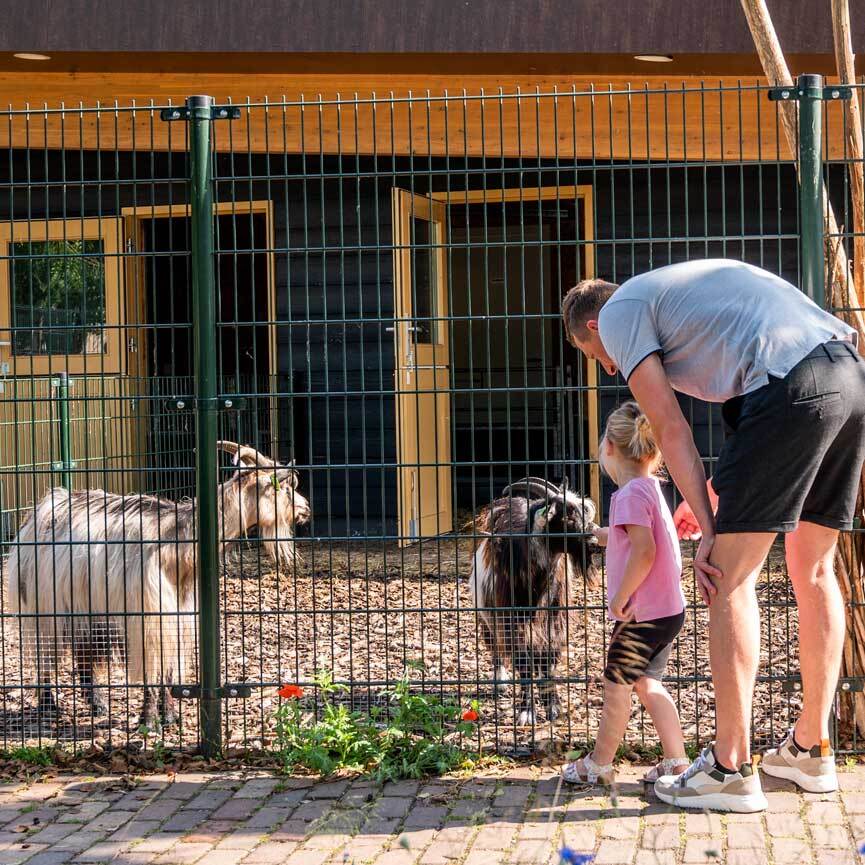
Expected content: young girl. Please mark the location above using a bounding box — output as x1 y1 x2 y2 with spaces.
562 401 689 785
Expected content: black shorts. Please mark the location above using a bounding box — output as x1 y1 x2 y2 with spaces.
714 340 865 534
604 612 685 686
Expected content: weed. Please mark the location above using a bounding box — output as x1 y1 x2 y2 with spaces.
3 747 54 767
272 664 480 780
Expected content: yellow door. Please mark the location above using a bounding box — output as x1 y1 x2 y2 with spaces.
392 190 453 544
0 218 133 534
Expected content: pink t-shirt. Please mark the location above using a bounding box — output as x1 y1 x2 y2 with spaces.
606 476 685 623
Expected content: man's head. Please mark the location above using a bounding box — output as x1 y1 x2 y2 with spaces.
561 278 619 375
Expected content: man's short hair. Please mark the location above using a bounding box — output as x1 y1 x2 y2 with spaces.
561 278 619 343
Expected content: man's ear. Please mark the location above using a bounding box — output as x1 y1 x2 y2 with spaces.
586 318 600 334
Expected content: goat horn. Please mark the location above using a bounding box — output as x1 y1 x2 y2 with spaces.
501 477 561 500
216 441 276 468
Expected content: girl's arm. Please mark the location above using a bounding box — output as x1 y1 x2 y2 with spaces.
610 524 656 619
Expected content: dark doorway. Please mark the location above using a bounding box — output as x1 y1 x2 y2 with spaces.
141 211 272 497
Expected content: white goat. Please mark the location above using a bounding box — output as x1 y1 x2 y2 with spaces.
5 441 311 726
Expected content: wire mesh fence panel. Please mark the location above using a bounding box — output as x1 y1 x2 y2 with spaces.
0 82 861 757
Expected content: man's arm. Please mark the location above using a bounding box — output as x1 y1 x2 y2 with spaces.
626 353 721 602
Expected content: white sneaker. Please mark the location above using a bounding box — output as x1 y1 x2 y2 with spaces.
654 744 768 813
761 731 838 793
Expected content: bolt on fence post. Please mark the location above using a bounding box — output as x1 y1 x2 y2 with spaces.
188 94 222 757
797 73 825 309
55 371 72 491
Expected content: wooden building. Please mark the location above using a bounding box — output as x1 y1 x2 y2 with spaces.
0 2 861 538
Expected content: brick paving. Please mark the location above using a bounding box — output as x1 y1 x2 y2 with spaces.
0 765 864 865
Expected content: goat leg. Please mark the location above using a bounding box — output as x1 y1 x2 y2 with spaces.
37 686 58 720
74 641 109 717
160 682 179 727
513 650 537 727
141 686 163 730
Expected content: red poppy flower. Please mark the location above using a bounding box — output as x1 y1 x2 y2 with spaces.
462 709 479 722
278 684 304 700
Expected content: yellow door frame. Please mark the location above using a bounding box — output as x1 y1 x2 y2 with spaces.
426 185 600 506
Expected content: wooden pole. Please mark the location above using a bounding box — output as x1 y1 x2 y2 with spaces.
831 0 865 336
740 0 865 333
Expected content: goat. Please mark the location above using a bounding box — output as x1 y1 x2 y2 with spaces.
469 476 599 726
5 441 311 727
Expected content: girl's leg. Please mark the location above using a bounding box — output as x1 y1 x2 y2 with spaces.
591 677 636 765
634 675 687 764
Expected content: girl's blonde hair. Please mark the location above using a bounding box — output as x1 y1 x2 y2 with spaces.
603 401 663 469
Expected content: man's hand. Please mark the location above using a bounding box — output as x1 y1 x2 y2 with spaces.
694 533 721 605
674 500 702 540
610 589 634 621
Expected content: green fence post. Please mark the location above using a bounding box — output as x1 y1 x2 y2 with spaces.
797 73 825 309
188 94 222 758
54 372 72 491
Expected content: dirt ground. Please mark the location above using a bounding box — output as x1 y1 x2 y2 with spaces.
0 536 806 755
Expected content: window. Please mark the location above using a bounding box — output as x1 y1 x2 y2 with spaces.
10 239 107 356
0 219 122 374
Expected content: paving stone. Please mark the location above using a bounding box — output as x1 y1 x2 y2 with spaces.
233 780 281 800
269 821 309 844
640 824 680 850
212 800 260 822
132 834 181 854
375 850 418 865
76 841 130 861
682 839 723 864
27 824 79 845
810 825 851 848
815 851 856 865
766 791 803 812
727 823 766 849
594 840 636 865
185 791 233 812
766 812 807 837
841 793 865 814
190 852 245 865
244 808 288 831
635 853 677 865
464 851 507 865
473 824 518 849
518 821 557 840
154 842 214 863
58 803 112 824
52 832 108 853
600 815 640 839
19 853 74 865
772 837 813 864
510 840 556 864
402 808 446 830
181 822 238 844
284 850 331 865
726 850 769 865
808 802 845 825
161 812 211 834
214 831 263 852
418 841 464 864
161 784 204 802
89 812 139 833
304 782 349 800
684 812 723 837
243 842 300 863
382 782 421 798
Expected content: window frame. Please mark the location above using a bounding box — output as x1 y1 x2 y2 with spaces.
0 218 123 376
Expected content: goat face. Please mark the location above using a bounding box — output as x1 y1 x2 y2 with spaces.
532 492 596 556
253 465 310 565
217 441 312 567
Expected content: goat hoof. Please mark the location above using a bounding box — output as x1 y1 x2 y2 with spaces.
517 708 536 726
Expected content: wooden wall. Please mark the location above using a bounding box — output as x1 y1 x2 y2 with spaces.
0 72 858 161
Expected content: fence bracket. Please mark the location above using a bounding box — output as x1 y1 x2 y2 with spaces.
160 105 241 122
170 684 252 700
781 677 865 694
768 85 852 102
166 397 246 411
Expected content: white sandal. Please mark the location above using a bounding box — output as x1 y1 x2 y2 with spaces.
561 753 615 785
643 757 690 783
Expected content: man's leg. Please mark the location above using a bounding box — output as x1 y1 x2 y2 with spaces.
709 532 777 770
785 520 844 747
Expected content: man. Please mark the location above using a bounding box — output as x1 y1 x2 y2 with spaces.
562 258 865 813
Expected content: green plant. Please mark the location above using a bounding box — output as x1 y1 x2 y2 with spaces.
3 746 54 767
273 671 378 775
272 664 479 780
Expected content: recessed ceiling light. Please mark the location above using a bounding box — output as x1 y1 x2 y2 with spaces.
13 53 51 61
634 54 674 63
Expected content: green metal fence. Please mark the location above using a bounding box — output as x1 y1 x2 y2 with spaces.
0 76 863 759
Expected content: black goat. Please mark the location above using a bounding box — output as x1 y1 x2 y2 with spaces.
469 477 599 725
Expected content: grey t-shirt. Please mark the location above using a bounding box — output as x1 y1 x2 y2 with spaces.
597 259 858 403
